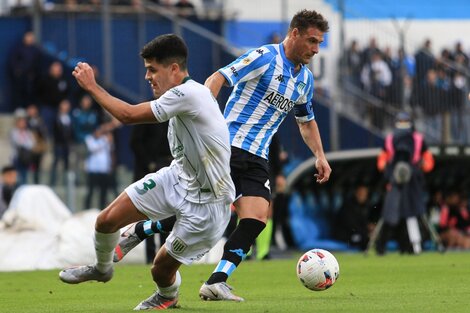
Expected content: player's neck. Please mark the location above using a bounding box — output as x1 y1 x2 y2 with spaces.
282 40 301 71
174 71 190 86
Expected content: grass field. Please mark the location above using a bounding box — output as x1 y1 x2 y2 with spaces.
1 251 469 313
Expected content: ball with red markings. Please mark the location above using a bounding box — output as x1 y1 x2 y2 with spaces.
296 248 340 291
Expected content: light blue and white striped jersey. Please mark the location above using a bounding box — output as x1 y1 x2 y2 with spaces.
219 43 315 159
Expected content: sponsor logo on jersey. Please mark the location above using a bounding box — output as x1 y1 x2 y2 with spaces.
230 66 239 77
263 91 295 113
171 237 187 254
172 145 184 158
275 74 285 83
153 103 163 116
170 87 185 97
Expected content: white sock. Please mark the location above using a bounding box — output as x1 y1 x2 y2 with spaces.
94 230 120 273
157 270 181 299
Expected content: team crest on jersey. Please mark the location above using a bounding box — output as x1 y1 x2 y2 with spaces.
171 237 187 254
242 57 251 65
296 82 306 94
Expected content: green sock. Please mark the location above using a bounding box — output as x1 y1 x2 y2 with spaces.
256 219 273 260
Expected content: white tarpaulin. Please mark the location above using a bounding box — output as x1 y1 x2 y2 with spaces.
0 185 223 272
0 185 145 271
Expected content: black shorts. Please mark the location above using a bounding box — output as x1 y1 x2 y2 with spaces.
230 146 271 202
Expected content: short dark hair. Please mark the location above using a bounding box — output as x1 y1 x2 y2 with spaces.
2 165 16 175
289 9 329 34
140 34 188 70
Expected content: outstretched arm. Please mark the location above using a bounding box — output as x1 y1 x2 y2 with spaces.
204 71 227 98
73 62 155 125
297 119 331 184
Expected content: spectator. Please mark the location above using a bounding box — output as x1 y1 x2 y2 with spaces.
334 184 374 251
361 37 381 67
72 94 99 184
36 61 70 136
268 134 293 253
438 190 470 249
345 40 362 88
50 99 74 186
26 103 48 184
451 41 469 66
7 31 41 109
9 108 35 185
83 124 114 210
360 52 392 101
0 165 19 219
414 39 434 84
174 0 196 17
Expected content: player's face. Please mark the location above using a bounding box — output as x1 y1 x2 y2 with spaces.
144 59 176 98
291 27 324 65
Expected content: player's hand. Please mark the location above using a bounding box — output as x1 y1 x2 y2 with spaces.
314 157 331 184
72 62 96 91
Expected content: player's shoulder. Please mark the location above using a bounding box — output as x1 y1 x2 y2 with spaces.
245 44 279 61
169 79 205 98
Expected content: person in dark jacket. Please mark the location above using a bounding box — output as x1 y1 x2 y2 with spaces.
375 111 435 254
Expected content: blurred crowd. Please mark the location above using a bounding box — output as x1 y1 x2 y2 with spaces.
7 0 208 18
344 37 470 143
6 31 120 210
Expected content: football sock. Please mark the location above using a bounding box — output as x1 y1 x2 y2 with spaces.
135 216 176 240
94 230 120 273
153 216 176 234
207 218 266 284
157 270 181 299
256 218 273 260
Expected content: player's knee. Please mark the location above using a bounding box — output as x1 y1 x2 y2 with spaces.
95 209 120 233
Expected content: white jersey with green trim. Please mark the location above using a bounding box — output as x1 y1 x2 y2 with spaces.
150 79 235 204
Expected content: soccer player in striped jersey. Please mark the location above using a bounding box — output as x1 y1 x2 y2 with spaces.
114 9 332 302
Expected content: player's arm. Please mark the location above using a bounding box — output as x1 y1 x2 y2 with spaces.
206 46 273 98
73 62 155 125
205 71 228 98
297 119 331 184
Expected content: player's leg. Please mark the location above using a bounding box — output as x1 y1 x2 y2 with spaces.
136 197 231 309
200 148 270 301
113 216 176 262
134 246 181 310
200 196 268 301
256 202 273 260
59 192 148 284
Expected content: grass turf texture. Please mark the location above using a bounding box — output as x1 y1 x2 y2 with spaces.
1 252 469 313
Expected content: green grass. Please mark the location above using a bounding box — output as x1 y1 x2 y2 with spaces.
1 252 469 312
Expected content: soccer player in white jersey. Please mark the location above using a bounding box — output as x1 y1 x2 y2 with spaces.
113 10 332 302
58 34 235 310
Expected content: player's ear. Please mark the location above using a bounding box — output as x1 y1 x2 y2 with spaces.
171 62 179 73
291 27 300 38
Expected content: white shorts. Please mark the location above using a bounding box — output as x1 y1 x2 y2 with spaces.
125 166 231 265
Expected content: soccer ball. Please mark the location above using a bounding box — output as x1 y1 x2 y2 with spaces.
296 248 340 291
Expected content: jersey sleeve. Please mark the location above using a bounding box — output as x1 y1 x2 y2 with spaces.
293 74 315 123
219 46 274 87
150 85 197 123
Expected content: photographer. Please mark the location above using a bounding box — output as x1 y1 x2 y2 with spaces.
375 112 434 254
